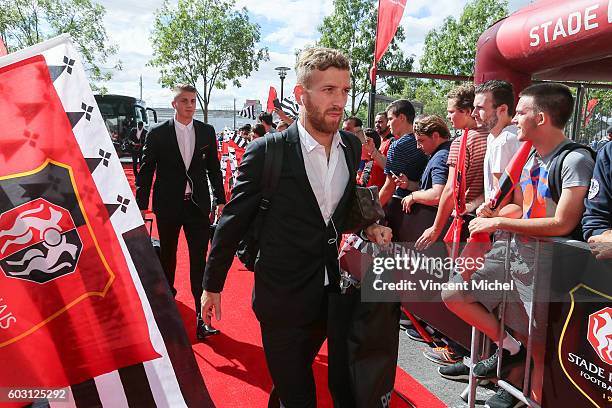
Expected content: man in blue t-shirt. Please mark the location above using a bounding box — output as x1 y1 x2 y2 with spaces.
401 114 451 213
379 99 428 206
583 140 612 259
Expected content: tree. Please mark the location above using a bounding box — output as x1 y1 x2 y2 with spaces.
0 0 119 90
405 0 508 117
581 88 612 144
149 0 269 123
317 0 413 118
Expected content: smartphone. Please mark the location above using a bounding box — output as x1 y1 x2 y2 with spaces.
389 170 399 178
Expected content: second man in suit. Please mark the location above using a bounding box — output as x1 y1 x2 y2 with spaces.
136 84 226 340
128 120 147 175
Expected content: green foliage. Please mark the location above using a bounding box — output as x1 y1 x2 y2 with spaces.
581 89 612 143
317 0 413 116
407 0 508 117
0 0 119 91
149 0 269 122
420 0 507 76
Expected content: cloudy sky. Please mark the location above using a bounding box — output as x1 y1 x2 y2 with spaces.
98 0 532 110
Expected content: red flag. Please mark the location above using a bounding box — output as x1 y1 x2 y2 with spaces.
371 0 407 83
0 37 7 56
443 129 469 259
489 141 533 210
0 56 159 389
267 86 278 113
584 98 599 126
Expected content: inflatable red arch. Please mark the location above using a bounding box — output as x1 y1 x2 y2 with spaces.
475 0 612 93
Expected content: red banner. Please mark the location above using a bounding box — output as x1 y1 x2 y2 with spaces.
267 86 278 113
0 56 159 388
371 0 407 83
443 129 468 259
584 98 599 126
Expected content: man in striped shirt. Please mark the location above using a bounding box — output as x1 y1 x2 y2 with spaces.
416 84 489 250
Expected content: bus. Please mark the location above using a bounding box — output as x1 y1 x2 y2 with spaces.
94 94 157 156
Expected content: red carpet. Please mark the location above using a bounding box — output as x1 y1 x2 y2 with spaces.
124 164 446 407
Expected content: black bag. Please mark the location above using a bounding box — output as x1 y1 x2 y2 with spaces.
236 133 284 271
343 185 385 233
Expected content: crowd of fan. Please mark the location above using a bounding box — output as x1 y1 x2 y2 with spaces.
225 80 611 408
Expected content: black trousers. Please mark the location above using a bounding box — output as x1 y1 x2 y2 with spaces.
156 200 209 314
261 290 365 408
131 150 142 175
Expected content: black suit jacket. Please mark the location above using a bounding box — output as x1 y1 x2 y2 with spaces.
135 118 226 219
204 122 361 327
128 127 148 151
129 127 148 143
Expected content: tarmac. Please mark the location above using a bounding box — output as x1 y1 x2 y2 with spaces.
396 328 497 407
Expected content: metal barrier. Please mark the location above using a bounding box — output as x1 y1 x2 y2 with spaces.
462 234 544 407
459 234 612 408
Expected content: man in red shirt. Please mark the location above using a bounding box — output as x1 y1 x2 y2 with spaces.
363 112 397 188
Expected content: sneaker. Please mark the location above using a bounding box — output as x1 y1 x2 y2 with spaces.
423 346 462 365
405 327 441 344
484 388 525 408
438 360 490 384
399 318 413 329
473 346 526 379
438 360 470 381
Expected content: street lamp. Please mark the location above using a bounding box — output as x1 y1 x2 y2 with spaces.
275 66 290 102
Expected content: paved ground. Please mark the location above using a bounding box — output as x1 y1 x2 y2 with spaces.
395 327 496 408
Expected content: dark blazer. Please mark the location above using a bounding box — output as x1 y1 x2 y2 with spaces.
136 118 226 219
204 122 361 327
128 127 148 149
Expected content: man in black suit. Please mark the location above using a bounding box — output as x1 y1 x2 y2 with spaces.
201 48 392 407
128 121 148 174
136 84 226 340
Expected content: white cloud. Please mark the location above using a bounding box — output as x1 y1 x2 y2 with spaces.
96 0 533 110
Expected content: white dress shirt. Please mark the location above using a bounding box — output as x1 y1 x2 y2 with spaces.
297 120 349 285
174 116 196 194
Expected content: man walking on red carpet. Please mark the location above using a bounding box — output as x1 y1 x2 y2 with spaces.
201 47 391 407
136 84 226 341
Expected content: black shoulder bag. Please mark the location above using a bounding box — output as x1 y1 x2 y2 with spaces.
235 133 284 271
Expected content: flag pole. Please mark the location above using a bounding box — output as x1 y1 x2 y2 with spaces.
368 1 382 128
233 98 236 130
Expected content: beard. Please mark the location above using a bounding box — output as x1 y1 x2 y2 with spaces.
303 99 343 134
482 115 498 131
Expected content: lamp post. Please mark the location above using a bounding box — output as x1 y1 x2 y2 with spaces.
275 66 290 102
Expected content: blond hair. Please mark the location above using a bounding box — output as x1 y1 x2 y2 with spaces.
413 114 451 139
172 83 197 100
295 47 350 87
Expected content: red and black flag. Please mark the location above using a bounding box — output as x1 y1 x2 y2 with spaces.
489 141 533 210
0 35 212 406
443 129 469 259
459 141 533 281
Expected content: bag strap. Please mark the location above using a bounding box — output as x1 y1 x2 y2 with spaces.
260 132 284 210
548 142 595 203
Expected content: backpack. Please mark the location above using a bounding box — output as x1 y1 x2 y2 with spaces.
235 133 284 271
527 142 596 240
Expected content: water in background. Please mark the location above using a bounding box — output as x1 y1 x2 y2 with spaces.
152 107 255 132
